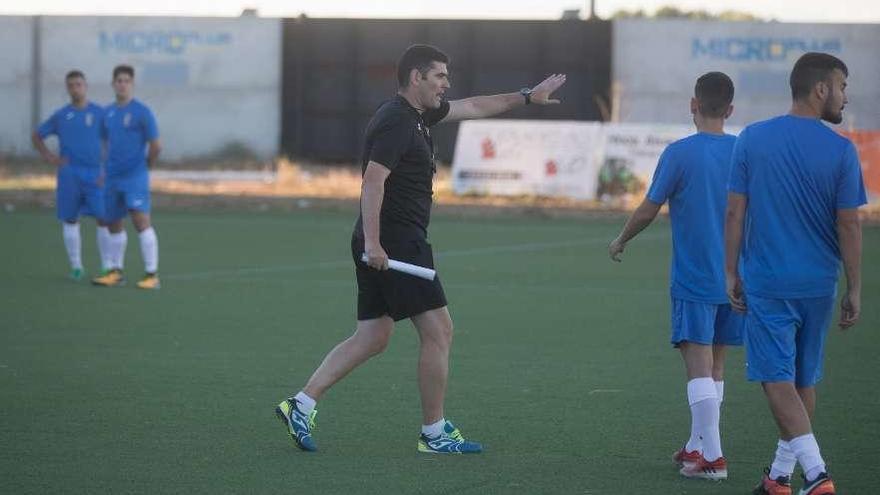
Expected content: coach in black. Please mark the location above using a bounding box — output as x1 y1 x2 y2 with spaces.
277 44 566 454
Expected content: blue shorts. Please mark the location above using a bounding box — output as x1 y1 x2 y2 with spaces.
671 298 744 347
56 165 104 221
105 171 151 222
744 294 835 387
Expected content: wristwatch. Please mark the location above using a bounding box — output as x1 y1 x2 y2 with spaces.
520 87 533 105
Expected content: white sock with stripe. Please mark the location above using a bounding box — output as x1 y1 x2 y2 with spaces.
62 222 82 270
138 227 159 274
110 230 127 270
688 377 722 461
97 226 113 271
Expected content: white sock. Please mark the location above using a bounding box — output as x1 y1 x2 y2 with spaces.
62 222 82 270
293 391 316 415
138 227 159 273
96 226 113 271
685 407 701 453
715 381 724 404
422 418 445 438
769 439 797 480
688 377 722 461
110 230 127 270
790 433 826 482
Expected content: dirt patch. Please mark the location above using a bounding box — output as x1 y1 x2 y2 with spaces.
2 158 878 222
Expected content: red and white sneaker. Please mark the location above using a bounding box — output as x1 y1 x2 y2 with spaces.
798 472 835 495
680 455 728 480
753 467 792 495
672 447 703 467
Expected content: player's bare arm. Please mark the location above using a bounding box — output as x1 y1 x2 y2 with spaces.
723 192 747 312
361 161 391 271
147 139 162 169
441 73 566 123
608 198 662 262
31 131 65 166
836 207 862 329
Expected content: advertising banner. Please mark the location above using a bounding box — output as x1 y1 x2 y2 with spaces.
613 19 880 130
841 130 880 200
452 120 604 199
38 16 281 160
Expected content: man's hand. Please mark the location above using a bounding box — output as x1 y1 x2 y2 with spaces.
726 272 746 313
839 289 860 329
530 74 567 105
364 243 389 271
608 237 625 262
47 153 66 167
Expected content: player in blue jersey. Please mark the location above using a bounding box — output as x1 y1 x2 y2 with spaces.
91 65 162 290
609 72 742 480
726 53 865 495
32 70 112 281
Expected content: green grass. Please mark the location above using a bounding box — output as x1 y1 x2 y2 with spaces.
1 207 878 494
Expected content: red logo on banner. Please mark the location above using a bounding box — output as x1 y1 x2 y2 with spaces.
481 138 496 159
545 160 558 176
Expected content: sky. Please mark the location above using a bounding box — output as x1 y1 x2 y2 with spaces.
1 0 877 24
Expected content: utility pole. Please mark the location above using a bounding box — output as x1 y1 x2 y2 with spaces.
587 0 597 19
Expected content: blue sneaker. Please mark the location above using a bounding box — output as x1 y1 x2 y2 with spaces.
417 420 482 454
275 398 317 452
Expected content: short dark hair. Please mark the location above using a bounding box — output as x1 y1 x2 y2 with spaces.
113 64 135 80
790 52 848 100
65 70 85 81
396 44 449 88
694 72 734 118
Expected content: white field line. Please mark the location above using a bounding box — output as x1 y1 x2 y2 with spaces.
165 233 667 281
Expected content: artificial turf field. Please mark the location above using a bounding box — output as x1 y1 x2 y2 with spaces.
1 207 877 494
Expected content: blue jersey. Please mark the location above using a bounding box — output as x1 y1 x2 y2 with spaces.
37 102 103 169
647 132 737 304
728 115 867 298
103 99 159 178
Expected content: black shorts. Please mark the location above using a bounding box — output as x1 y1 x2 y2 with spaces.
351 236 447 322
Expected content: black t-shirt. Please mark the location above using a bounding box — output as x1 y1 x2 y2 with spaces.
353 96 450 242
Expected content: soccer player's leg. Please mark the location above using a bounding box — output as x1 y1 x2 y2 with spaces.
56 167 83 279
671 299 724 478
790 297 836 494
277 241 396 452
412 307 480 454
277 316 394 452
387 240 480 454
124 174 159 289
81 170 113 274
747 296 835 494
92 183 127 287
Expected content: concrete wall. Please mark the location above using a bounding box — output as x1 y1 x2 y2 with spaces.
613 19 880 129
7 15 281 161
0 17 35 155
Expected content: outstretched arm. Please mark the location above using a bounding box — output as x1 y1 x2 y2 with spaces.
608 198 662 262
441 74 566 123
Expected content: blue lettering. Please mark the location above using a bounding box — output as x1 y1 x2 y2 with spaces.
98 30 233 54
692 36 842 61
